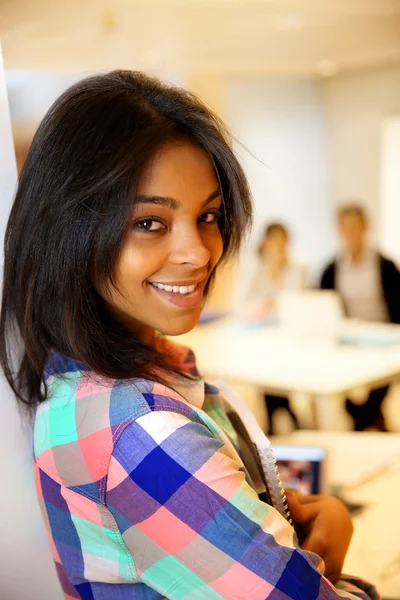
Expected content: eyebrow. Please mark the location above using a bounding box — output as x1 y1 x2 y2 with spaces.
135 187 221 210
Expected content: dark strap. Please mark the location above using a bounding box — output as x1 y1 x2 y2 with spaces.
227 410 273 506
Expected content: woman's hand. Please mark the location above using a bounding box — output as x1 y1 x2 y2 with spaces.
286 492 354 584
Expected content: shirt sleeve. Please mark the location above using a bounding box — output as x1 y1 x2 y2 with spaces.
105 409 379 600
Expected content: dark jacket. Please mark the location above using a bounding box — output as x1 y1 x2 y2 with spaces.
320 253 400 324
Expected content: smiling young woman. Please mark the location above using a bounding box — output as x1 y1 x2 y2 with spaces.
0 71 250 396
0 71 377 600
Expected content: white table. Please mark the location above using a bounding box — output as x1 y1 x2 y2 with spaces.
177 319 400 429
271 431 400 600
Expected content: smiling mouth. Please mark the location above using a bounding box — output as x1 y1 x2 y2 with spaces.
148 279 205 309
149 282 197 295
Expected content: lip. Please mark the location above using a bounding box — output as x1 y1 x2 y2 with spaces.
148 279 206 309
148 278 204 287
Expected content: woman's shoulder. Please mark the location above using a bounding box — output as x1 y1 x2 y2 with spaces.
37 366 202 442
285 258 309 287
34 355 205 491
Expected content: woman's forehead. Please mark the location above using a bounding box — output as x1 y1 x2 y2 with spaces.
137 140 218 197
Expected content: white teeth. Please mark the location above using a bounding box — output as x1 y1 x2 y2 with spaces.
150 282 196 294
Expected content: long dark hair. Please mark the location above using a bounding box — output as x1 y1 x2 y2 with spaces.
0 70 252 408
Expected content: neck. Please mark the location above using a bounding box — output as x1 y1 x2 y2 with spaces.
267 256 288 280
349 246 365 263
140 328 157 347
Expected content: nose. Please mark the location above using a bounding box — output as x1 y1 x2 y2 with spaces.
169 227 211 268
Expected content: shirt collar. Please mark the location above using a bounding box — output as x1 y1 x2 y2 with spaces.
155 336 200 378
155 337 205 409
340 246 376 267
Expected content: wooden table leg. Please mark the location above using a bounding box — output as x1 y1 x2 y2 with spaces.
311 393 350 430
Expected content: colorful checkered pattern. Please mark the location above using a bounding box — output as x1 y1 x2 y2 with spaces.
34 341 378 599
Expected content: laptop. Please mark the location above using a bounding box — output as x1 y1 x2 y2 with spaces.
277 290 344 338
273 444 328 495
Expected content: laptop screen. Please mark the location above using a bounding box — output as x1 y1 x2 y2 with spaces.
273 445 327 495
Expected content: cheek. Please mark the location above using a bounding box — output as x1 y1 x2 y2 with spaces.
114 243 163 293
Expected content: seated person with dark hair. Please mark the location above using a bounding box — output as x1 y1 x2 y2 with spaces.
246 222 307 434
321 202 400 431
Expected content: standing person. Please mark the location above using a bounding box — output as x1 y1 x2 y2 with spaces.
247 223 307 434
321 203 400 431
0 72 377 599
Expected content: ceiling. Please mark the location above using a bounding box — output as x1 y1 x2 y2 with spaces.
1 0 400 76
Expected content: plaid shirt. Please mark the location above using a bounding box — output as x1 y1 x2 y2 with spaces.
34 341 378 600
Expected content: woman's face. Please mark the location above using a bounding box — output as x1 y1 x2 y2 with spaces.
102 140 223 340
262 230 288 261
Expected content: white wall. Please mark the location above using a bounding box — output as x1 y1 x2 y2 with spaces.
6 69 185 143
5 70 87 141
322 64 400 242
226 77 335 282
0 46 63 600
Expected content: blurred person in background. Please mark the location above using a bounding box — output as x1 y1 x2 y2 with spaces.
321 203 400 431
246 223 308 434
247 223 308 321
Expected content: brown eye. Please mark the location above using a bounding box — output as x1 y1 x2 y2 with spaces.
134 218 166 232
199 211 220 224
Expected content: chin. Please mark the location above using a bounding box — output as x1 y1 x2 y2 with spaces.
159 313 200 337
